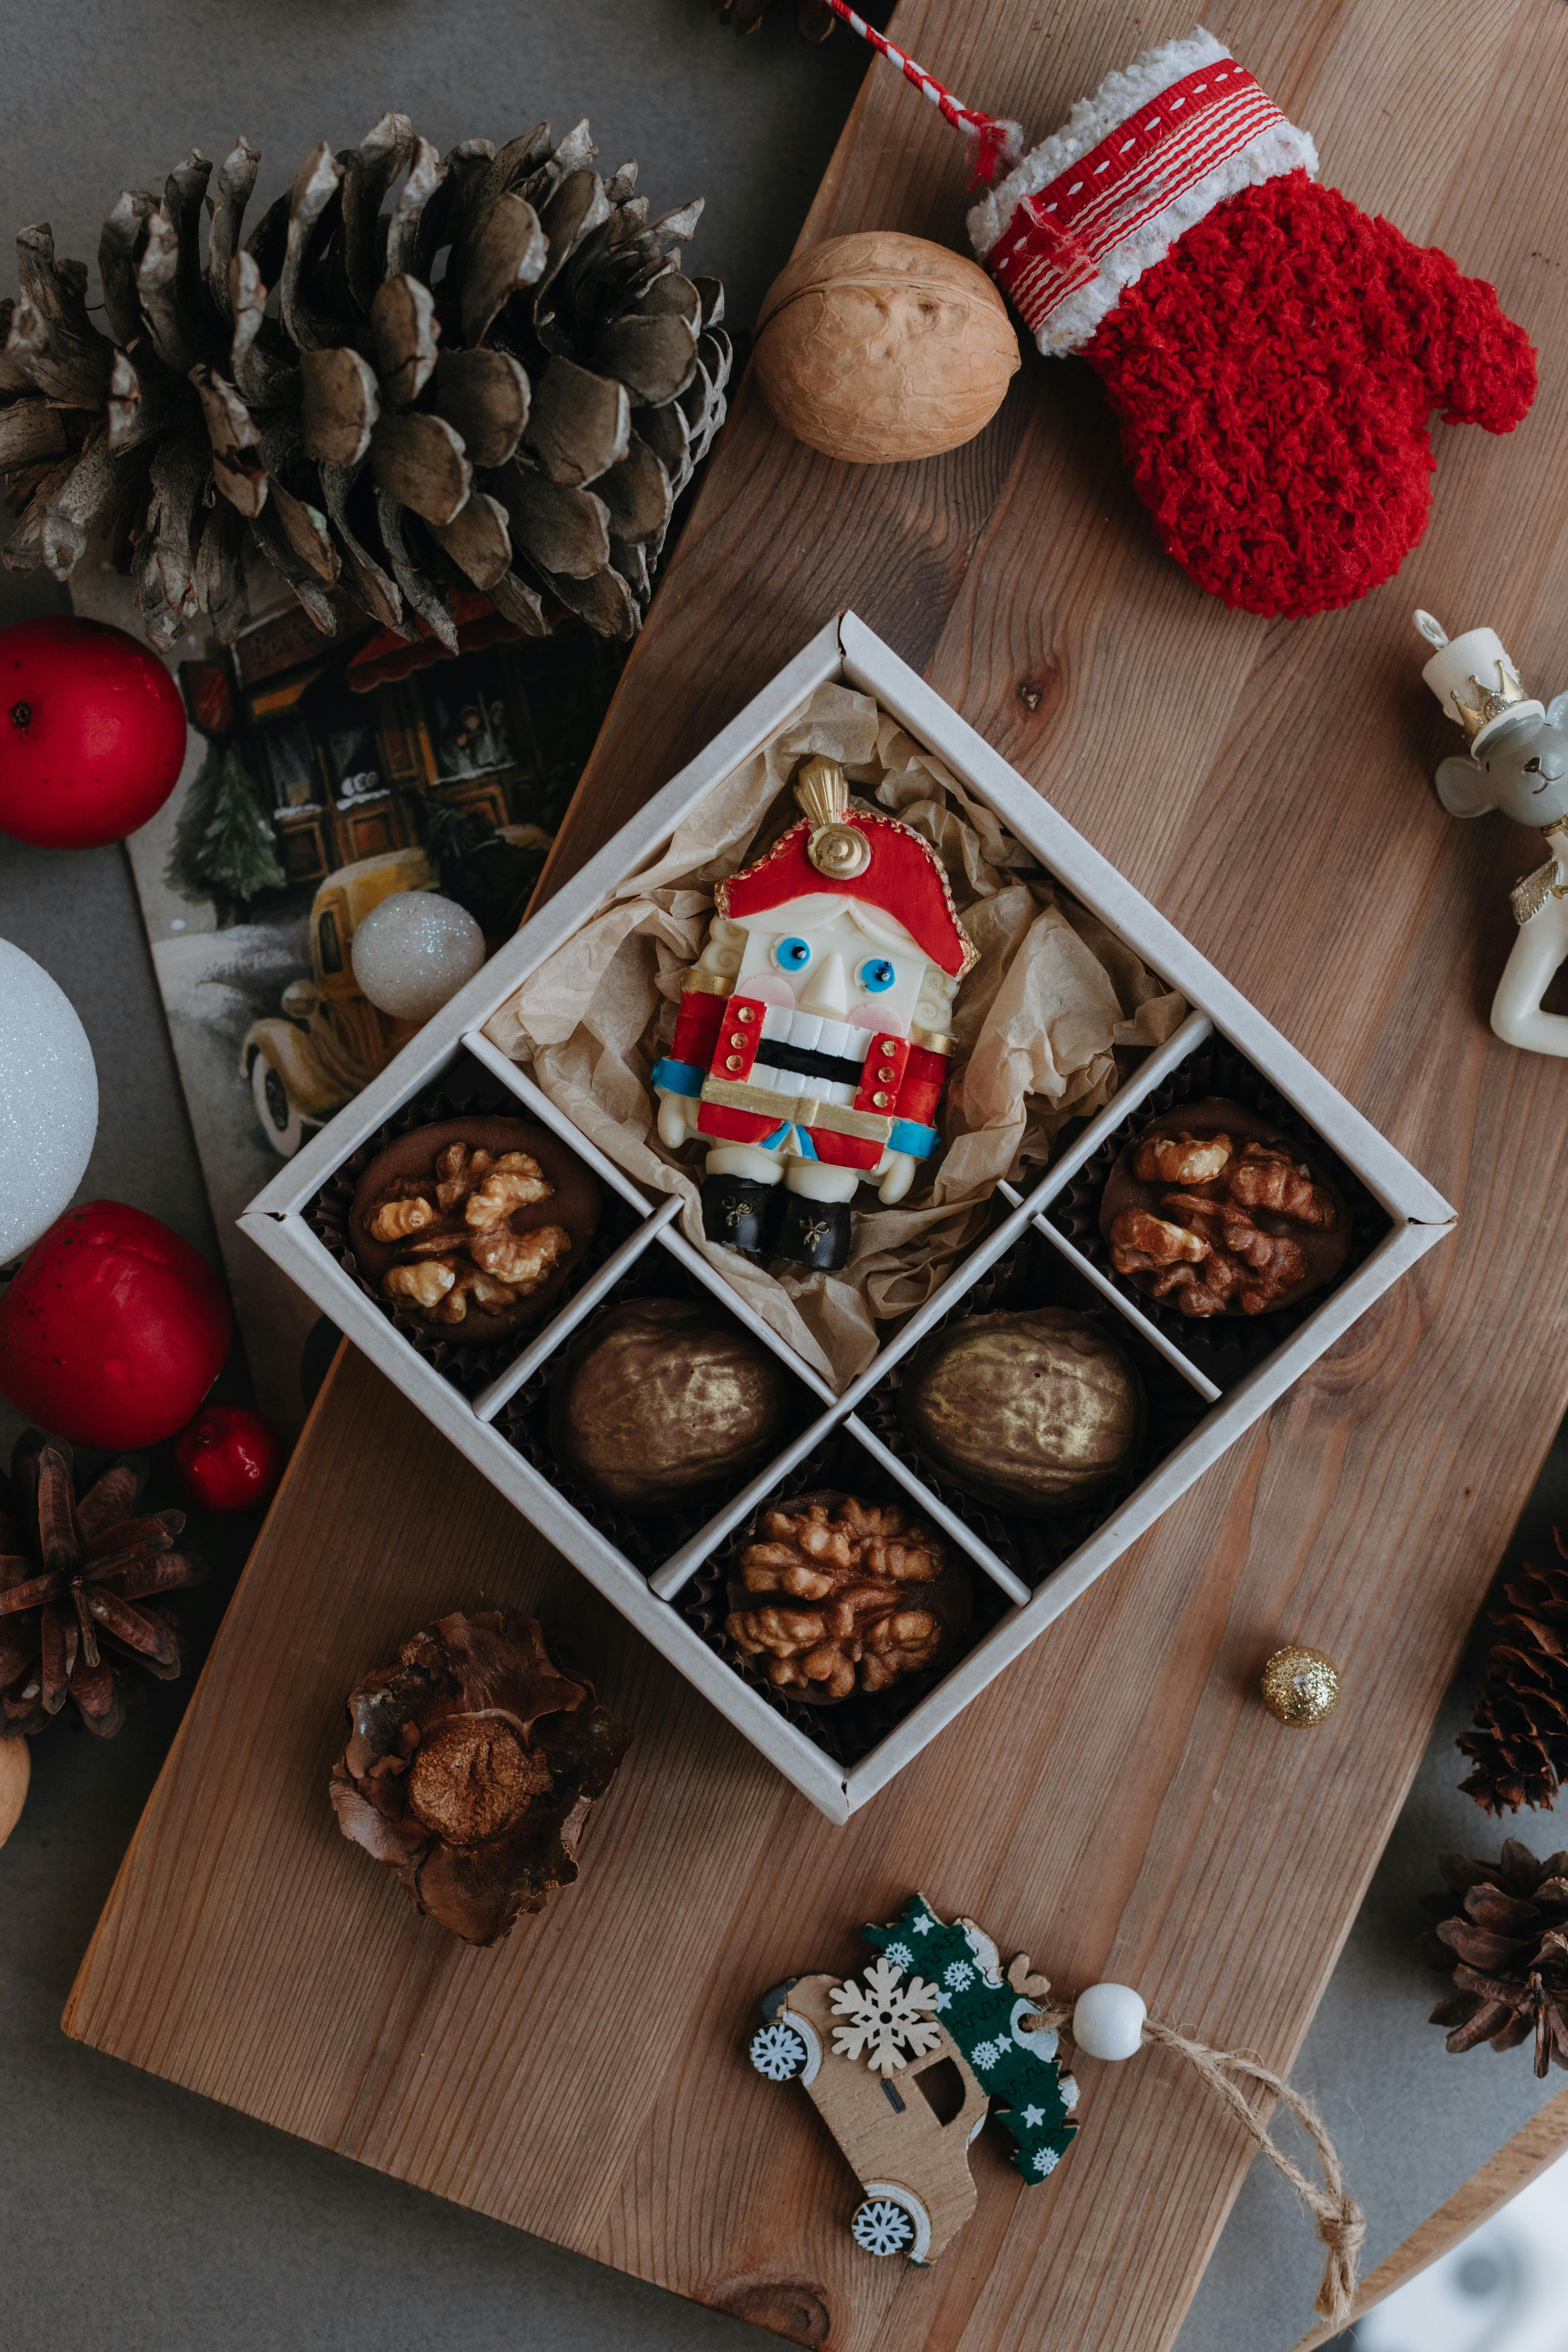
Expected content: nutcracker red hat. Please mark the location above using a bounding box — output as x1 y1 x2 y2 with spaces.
718 757 977 980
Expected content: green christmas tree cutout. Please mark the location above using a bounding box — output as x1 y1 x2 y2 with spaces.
861 1894 1078 2183
164 740 285 919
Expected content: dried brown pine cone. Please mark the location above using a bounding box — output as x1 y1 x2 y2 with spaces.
1458 1533 1568 1814
330 1609 630 1945
1426 1840 1568 2078
726 1489 970 1703
1 1430 203 1740
0 115 730 649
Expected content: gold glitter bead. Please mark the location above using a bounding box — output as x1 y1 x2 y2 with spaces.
1260 1645 1341 1727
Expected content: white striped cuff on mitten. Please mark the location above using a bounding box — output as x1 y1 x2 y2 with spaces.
968 25 1317 356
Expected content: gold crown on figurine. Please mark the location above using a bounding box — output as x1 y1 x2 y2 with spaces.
1415 611 1545 755
1449 659 1531 738
795 754 871 880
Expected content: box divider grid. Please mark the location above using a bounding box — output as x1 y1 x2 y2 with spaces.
1028 1218 1225 1401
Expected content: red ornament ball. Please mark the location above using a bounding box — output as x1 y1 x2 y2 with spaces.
0 1200 232 1448
0 616 187 850
173 1404 284 1514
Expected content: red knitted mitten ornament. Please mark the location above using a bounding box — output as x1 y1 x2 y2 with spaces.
967 28 1536 617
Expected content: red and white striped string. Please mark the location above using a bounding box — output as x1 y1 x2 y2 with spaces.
822 0 1021 185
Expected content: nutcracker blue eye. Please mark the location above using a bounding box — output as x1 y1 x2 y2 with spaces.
857 956 897 994
773 935 813 971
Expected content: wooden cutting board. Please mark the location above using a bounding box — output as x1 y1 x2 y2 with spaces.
65 5 1568 2348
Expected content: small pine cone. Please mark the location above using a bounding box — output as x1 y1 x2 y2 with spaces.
0 117 731 651
1457 1533 1568 1815
1424 1839 1568 2078
0 1429 204 1740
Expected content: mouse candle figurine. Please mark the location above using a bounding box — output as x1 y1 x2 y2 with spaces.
651 756 977 1271
1418 611 1568 1057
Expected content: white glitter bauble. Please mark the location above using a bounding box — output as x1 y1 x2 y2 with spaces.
0 939 98 1263
349 891 486 1021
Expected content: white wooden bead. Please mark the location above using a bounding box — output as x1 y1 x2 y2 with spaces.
1071 1982 1145 2061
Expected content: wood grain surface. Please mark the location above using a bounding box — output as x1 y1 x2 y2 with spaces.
64 4 1568 2349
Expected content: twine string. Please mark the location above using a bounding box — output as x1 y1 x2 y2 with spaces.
1023 1992 1363 2330
822 0 1023 186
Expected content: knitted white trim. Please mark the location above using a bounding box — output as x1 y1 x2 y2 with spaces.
968 25 1317 356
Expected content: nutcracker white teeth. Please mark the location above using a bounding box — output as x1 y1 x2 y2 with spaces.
651 755 977 1270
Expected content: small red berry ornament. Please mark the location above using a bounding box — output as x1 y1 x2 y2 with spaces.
0 1201 232 1448
0 616 187 849
173 1404 283 1514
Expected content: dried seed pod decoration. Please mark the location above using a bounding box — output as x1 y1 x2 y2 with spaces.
329 1608 631 1945
0 114 731 649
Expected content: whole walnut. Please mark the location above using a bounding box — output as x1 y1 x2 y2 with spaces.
725 1490 971 1704
754 231 1020 466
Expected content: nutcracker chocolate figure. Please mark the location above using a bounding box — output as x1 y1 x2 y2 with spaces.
652 756 977 1270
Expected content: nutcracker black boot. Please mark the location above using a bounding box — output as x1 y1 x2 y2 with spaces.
773 1192 853 1271
701 1173 781 1258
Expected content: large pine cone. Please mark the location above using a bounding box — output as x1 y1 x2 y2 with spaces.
1426 1840 1568 2078
1458 1534 1568 1814
0 1430 204 1740
0 116 730 651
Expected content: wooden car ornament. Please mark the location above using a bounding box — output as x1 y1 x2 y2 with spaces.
747 1895 1079 2264
747 1891 1364 2331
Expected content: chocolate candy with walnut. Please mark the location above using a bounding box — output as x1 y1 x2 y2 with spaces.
1100 1098 1348 1318
726 1490 971 1704
898 1306 1145 1513
349 1116 600 1344
329 1609 630 1947
549 1296 793 1511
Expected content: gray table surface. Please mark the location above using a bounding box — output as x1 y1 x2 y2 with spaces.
2 8 1564 2348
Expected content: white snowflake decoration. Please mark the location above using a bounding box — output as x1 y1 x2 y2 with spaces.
1031 2146 1061 2177
883 1940 914 1969
830 1956 942 2075
749 2021 807 2081
943 1960 974 1991
852 2198 916 2257
969 2038 1003 2072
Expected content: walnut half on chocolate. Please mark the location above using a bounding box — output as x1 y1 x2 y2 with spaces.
725 1491 971 1703
368 1142 569 1325
348 1116 601 1345
1101 1099 1348 1320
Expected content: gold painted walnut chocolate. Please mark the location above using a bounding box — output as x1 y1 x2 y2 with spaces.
726 1491 970 1703
549 1295 792 1510
330 1609 630 1945
897 1307 1145 1512
1100 1098 1348 1319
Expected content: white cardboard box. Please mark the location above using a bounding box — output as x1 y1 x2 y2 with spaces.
241 612 1454 1822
